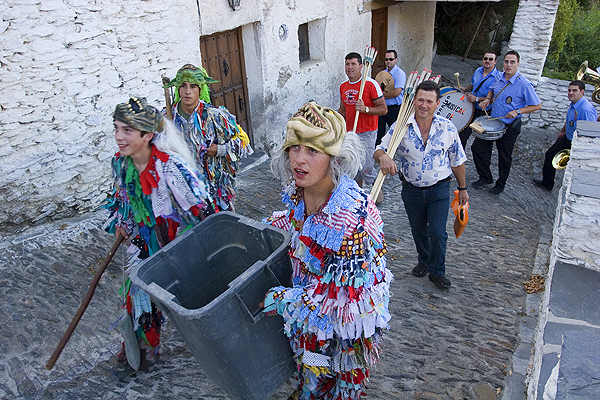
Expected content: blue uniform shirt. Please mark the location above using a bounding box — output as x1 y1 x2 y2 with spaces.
489 72 541 124
471 67 499 110
566 96 598 140
385 65 406 106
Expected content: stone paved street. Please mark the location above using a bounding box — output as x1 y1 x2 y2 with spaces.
0 118 562 399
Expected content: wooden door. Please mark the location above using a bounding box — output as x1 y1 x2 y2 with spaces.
200 28 252 143
371 7 388 76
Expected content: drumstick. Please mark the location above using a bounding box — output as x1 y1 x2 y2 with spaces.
485 115 508 121
454 72 460 88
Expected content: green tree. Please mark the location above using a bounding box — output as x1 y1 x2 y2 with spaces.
544 0 600 79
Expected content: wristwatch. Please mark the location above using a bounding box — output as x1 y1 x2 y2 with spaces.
516 109 521 115
365 106 370 114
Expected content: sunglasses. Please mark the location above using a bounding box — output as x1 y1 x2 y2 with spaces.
385 58 396 61
483 57 495 61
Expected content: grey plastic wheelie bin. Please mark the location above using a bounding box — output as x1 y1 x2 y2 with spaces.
131 212 295 400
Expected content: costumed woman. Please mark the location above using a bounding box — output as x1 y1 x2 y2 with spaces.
164 64 253 212
262 102 393 399
104 97 214 375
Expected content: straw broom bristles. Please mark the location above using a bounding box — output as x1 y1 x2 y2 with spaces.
351 45 378 133
370 71 441 200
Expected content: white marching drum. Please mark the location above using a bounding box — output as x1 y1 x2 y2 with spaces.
435 87 474 132
471 116 507 140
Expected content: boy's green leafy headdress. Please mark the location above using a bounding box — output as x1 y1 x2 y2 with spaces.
163 64 219 104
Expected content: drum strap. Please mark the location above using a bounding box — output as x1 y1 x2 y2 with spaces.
492 74 520 104
473 73 493 94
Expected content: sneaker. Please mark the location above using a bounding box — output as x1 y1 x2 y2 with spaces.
533 179 552 191
429 274 451 289
412 263 428 277
375 190 384 205
471 177 493 188
489 185 503 195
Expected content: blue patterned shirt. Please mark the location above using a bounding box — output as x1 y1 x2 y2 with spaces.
377 114 467 187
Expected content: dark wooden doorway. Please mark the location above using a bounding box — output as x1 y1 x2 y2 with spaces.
200 28 252 143
371 7 388 76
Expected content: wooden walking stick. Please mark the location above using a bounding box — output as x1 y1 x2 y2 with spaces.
351 45 378 133
162 76 173 121
45 235 125 370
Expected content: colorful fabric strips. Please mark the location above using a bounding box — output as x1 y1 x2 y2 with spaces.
263 175 393 399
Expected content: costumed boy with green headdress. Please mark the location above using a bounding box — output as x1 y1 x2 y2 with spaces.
164 64 253 212
105 97 214 374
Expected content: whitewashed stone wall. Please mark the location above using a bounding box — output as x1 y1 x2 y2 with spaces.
509 0 560 84
387 2 436 74
0 0 202 232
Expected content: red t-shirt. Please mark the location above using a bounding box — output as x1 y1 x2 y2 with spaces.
340 77 383 133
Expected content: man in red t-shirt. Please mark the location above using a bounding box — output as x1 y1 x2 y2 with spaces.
339 52 387 191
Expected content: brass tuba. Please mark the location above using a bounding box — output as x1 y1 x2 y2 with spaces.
552 149 570 170
576 61 600 105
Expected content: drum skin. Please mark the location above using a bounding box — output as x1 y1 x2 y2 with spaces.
472 116 507 140
435 87 474 132
375 70 394 92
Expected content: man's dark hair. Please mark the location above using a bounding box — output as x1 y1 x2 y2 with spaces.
345 52 362 64
484 51 497 60
505 50 520 62
415 80 441 100
570 80 585 91
385 50 397 59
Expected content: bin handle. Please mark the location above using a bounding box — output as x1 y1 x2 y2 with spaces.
234 293 264 325
233 264 283 325
263 263 283 286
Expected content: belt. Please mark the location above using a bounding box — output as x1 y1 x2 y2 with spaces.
401 175 451 189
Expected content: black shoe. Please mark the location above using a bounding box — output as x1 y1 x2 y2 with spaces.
489 185 503 195
533 179 552 191
471 177 493 188
429 274 451 289
412 263 428 277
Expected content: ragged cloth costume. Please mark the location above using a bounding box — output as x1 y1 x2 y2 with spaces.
165 65 253 212
104 97 214 366
263 102 392 400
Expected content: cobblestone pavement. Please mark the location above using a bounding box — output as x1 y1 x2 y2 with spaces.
1 124 562 398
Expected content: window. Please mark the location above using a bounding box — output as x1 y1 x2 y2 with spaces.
298 18 325 64
298 23 310 62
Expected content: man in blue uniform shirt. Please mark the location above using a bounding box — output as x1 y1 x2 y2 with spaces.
377 50 406 145
533 80 598 190
472 50 542 195
459 51 500 150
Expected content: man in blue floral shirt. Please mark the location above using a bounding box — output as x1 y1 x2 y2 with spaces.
374 81 468 289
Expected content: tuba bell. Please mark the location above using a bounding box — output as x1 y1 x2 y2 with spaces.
552 149 570 170
576 61 600 105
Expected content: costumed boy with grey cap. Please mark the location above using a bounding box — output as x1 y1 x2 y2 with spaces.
105 97 214 376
